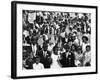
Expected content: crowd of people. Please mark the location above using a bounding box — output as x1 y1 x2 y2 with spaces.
22 10 91 70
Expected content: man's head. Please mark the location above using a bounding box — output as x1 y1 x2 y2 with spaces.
77 46 82 54
82 36 88 43
35 57 40 64
86 45 91 52
71 44 76 51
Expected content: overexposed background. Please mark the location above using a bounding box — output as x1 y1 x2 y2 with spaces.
0 0 99 80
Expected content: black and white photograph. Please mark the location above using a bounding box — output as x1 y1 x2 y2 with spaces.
22 10 91 70
11 1 97 79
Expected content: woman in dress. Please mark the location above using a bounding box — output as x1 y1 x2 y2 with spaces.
50 46 62 68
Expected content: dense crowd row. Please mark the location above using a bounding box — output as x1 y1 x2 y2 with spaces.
22 10 91 70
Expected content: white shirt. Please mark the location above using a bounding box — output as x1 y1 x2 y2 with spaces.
74 37 79 45
60 32 65 38
84 51 91 65
32 44 37 56
74 52 83 66
82 43 89 52
33 63 44 70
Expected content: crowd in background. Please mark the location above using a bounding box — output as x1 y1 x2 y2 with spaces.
22 10 91 70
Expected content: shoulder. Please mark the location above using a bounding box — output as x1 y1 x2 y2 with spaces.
33 63 36 66
39 63 43 65
39 63 44 66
